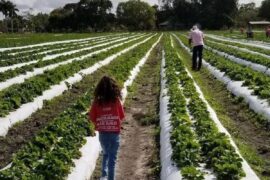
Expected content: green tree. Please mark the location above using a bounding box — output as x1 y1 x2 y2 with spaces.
47 0 113 32
30 13 49 32
161 0 238 29
201 0 238 28
75 0 113 31
236 3 259 27
0 0 19 32
259 0 270 20
47 8 72 32
117 0 156 30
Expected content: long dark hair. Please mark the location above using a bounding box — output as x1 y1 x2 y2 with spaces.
94 76 122 104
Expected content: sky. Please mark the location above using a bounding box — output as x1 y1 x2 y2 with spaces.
0 0 264 17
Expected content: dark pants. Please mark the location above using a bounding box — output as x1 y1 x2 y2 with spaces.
192 45 203 70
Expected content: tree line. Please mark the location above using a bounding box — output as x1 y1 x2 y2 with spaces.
0 0 270 32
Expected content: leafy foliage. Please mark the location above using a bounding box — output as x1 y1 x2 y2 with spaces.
259 0 270 21
164 34 245 179
117 0 156 30
0 34 150 117
0 34 160 179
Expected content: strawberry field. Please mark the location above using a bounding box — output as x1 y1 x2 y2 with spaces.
0 32 269 180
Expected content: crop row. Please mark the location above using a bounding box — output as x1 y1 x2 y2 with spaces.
207 33 270 45
0 34 129 61
0 34 146 86
0 36 99 59
205 40 270 68
0 34 106 58
164 35 245 179
206 34 270 52
0 33 115 48
207 37 270 56
0 34 160 180
0 39 98 63
0 34 143 74
163 35 204 179
177 34 270 104
0 33 126 54
0 34 133 67
0 34 154 117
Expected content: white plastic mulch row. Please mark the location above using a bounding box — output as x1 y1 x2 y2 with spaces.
173 34 260 179
206 34 270 50
0 33 126 52
0 35 123 72
0 34 147 91
43 34 142 61
8 34 112 56
160 50 182 180
0 34 156 137
205 45 270 76
207 39 270 59
184 66 259 180
4 35 120 61
67 35 162 180
175 53 216 180
0 34 143 73
173 33 270 123
203 62 270 122
160 46 215 180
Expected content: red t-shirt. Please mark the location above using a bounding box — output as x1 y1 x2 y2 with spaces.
89 98 125 133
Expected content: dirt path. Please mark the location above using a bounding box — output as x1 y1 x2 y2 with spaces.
116 45 161 180
90 45 161 180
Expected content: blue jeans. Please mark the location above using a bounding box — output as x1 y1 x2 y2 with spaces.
99 132 120 180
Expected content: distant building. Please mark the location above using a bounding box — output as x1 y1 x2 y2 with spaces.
246 21 270 38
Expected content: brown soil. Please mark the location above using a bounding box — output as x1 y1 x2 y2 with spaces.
116 46 161 180
0 71 104 168
91 45 161 180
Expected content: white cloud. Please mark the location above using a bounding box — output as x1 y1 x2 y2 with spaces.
239 0 263 6
0 0 263 17
5 0 160 15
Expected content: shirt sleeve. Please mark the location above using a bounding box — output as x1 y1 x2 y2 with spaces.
89 102 97 124
117 99 125 121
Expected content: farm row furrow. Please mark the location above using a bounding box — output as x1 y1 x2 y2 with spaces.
68 34 162 180
206 36 270 56
177 34 270 103
206 34 270 50
0 34 147 91
0 34 125 62
205 44 270 76
161 36 205 179
174 34 270 124
0 33 141 71
0 33 127 52
0 34 161 180
0 34 156 136
0 34 107 57
205 40 270 68
42 34 142 61
206 39 270 58
8 34 117 56
162 34 259 179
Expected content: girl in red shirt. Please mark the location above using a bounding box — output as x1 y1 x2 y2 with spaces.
89 76 125 180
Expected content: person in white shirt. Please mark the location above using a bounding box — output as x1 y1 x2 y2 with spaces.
188 25 205 71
